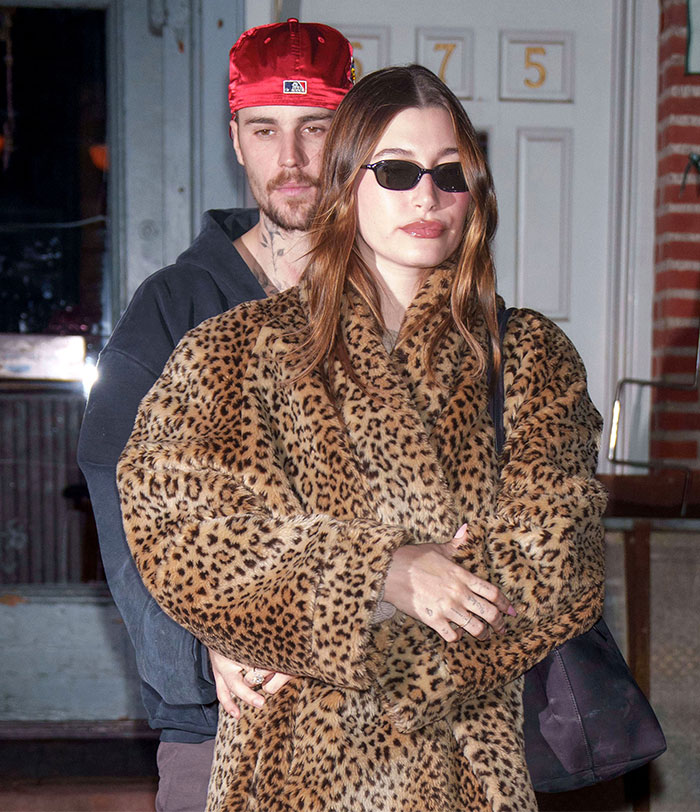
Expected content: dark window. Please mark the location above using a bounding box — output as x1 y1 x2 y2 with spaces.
1 8 107 584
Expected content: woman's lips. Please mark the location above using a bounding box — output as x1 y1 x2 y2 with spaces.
400 220 446 238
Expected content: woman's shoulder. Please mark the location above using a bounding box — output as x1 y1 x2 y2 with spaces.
180 287 303 344
500 306 588 384
504 306 581 356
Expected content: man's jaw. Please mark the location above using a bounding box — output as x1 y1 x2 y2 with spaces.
259 198 316 234
260 175 320 233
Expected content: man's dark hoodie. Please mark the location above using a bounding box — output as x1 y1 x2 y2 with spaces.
78 209 264 741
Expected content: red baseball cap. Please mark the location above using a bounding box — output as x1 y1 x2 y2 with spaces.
228 18 354 116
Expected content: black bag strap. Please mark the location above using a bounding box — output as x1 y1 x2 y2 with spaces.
488 307 515 456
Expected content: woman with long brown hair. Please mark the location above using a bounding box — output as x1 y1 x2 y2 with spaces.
118 65 606 811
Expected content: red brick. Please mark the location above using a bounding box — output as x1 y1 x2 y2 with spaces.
658 60 686 82
657 299 700 321
654 353 699 376
657 40 688 59
662 12 688 30
659 125 700 151
655 270 700 292
659 182 700 205
656 411 700 431
658 67 686 95
652 387 699 405
659 36 687 65
653 325 700 347
658 96 700 121
656 212 700 235
659 66 700 93
649 439 697 460
656 240 700 263
655 3 700 460
658 153 700 176
660 1 688 31
660 240 700 262
656 132 700 156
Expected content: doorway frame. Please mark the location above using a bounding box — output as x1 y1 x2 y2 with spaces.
605 0 658 471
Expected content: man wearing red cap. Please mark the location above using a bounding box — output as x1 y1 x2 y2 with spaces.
77 19 353 811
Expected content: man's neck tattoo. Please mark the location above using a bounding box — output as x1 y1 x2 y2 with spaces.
258 217 303 292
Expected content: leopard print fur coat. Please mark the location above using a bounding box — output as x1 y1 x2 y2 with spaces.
118 268 607 812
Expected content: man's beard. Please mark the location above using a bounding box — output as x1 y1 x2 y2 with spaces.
253 170 320 232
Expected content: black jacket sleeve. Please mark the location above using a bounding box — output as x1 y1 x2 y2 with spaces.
77 275 217 709
77 209 263 738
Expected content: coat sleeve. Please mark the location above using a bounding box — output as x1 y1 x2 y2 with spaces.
372 311 608 732
77 281 216 708
117 317 409 691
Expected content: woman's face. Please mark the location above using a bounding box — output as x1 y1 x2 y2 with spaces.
355 106 471 283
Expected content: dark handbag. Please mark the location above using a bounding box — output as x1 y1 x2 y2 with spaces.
490 308 666 793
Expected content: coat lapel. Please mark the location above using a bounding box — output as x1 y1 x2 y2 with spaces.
275 273 496 546
330 271 464 545
389 273 499 528
258 290 376 523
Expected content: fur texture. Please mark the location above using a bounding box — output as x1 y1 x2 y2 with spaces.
118 269 607 811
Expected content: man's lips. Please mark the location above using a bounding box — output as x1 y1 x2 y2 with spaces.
269 173 319 196
400 220 446 238
273 183 314 196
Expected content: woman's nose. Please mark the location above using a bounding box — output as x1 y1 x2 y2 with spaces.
411 172 440 209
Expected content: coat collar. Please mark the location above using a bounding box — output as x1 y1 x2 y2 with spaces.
270 271 493 545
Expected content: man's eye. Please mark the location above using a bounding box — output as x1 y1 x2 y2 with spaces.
254 128 274 137
304 125 326 135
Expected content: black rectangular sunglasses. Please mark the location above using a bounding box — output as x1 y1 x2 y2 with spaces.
360 159 468 193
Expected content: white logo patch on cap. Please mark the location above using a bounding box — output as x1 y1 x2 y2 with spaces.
283 80 307 94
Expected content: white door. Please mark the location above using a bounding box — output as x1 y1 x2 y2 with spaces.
254 0 615 411
243 1 657 462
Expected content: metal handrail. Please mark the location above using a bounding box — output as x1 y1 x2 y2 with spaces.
608 326 700 516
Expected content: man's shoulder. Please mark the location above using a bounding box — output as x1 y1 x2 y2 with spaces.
200 207 259 241
147 207 259 292
134 205 256 280
192 286 302 338
106 208 264 356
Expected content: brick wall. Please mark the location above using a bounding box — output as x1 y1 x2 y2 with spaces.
651 0 700 464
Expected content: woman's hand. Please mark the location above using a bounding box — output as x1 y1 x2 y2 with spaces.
207 648 294 718
383 524 516 643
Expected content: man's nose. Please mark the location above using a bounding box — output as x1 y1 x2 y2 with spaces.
278 131 306 168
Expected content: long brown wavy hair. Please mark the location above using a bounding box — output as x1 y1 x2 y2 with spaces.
291 64 500 388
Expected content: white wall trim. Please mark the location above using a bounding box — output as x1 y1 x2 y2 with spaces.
603 0 659 472
194 0 247 222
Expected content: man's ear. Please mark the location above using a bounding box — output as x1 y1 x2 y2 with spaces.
230 119 245 166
